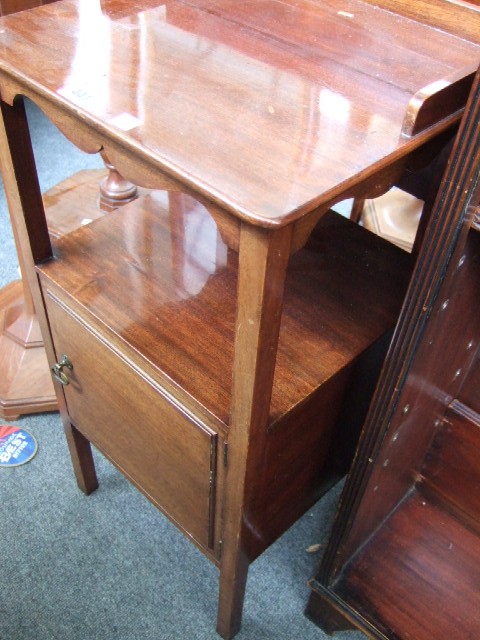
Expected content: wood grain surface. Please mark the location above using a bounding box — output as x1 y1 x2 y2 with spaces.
37 194 411 428
0 0 477 225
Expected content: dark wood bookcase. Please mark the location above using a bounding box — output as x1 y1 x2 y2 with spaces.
306 66 480 640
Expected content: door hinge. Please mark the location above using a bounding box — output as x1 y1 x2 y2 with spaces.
223 441 228 467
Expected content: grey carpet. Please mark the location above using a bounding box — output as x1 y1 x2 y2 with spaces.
0 100 366 640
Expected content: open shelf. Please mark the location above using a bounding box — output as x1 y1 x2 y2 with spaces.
37 190 412 430
336 489 480 639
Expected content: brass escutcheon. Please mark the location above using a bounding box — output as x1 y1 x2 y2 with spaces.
51 354 73 386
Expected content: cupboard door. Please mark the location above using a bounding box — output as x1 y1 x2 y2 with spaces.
44 287 218 552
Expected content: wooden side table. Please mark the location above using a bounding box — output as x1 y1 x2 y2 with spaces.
0 1 478 637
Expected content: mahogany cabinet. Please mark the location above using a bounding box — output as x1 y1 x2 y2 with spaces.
0 1 478 638
306 66 480 640
36 192 411 598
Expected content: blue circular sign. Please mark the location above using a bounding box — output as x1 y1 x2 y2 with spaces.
0 426 38 467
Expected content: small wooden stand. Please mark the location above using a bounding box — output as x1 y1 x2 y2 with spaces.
0 1 477 635
0 166 138 420
0 279 56 420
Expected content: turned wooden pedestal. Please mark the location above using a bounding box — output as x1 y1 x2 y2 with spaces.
0 279 56 420
0 167 141 419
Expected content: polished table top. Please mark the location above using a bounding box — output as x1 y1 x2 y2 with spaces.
0 0 478 225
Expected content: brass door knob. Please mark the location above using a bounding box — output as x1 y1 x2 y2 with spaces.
51 354 73 385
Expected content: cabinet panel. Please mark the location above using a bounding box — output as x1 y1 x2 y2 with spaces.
459 351 480 414
44 285 218 552
422 400 480 528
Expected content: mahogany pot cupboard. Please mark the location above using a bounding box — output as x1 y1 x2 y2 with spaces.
0 0 479 637
306 64 480 640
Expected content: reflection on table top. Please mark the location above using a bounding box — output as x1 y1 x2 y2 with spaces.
0 0 478 224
